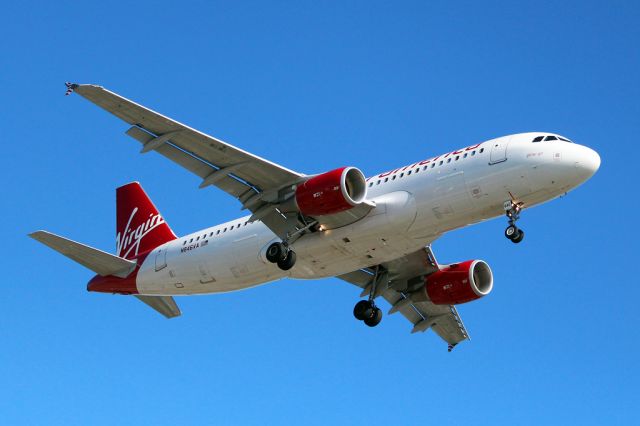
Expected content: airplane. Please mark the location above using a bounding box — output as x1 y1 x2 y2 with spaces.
30 83 601 351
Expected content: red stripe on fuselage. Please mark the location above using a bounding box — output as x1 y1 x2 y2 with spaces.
86 251 152 295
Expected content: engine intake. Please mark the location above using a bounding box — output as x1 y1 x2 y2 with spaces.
424 260 493 305
295 167 367 216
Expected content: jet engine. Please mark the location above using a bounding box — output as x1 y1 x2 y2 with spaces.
423 260 493 305
294 167 368 216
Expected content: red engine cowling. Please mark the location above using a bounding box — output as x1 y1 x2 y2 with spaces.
295 167 368 216
424 260 493 305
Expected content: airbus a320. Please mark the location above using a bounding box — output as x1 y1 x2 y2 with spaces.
31 83 600 351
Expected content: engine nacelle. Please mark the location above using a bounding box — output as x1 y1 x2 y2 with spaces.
423 260 493 305
294 167 368 216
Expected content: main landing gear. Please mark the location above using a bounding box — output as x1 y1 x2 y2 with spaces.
353 300 382 327
504 199 525 244
266 219 320 271
353 267 383 327
266 242 297 270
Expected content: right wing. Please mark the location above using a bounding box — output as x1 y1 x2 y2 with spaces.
337 246 470 351
70 83 306 239
69 84 373 239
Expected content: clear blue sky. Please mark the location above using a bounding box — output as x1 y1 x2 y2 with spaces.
2 1 638 424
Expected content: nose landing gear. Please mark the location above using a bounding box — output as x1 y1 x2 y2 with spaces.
504 199 525 244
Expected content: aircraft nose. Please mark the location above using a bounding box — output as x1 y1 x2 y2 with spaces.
574 145 601 180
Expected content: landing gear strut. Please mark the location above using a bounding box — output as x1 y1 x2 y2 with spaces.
265 219 320 271
353 267 383 327
504 199 525 244
266 242 297 270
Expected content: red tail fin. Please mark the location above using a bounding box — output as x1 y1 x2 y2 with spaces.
116 182 177 259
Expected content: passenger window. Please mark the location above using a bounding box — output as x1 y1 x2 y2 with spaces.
447 158 451 163
431 163 435 168
216 230 220 235
407 171 412 175
392 175 396 180
545 136 558 141
224 228 227 232
471 151 476 156
183 241 187 246
230 226 234 230
384 177 389 182
189 238 193 243
463 153 468 158
455 156 459 161
532 136 544 142
480 148 484 153
376 180 380 185
423 166 428 171
400 173 404 177
439 160 443 166
415 168 420 173
196 236 200 241
368 182 373 187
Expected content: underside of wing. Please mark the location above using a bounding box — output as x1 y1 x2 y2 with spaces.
337 246 473 351
69 84 375 240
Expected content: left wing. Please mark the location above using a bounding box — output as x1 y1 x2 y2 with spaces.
337 246 471 351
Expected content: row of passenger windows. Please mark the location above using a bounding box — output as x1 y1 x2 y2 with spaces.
182 220 251 245
368 147 484 187
532 135 572 142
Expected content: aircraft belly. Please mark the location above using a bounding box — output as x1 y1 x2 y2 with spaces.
290 192 424 278
136 233 285 295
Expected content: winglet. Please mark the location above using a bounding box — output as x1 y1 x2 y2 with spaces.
65 82 78 96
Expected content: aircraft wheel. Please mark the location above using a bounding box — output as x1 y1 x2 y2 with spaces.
353 300 371 321
277 250 296 270
266 242 286 263
511 229 525 244
505 225 519 240
364 307 382 327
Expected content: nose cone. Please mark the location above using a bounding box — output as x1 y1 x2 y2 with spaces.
575 146 601 181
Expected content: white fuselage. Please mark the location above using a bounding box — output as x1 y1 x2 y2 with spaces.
135 133 600 296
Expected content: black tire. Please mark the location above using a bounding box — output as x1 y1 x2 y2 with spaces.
353 300 370 321
364 307 382 327
277 250 297 270
511 229 525 244
505 225 518 240
266 242 285 263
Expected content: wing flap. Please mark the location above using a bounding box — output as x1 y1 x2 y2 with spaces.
29 230 136 277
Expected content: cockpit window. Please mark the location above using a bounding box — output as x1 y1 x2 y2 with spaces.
558 137 571 142
532 136 544 142
544 136 558 141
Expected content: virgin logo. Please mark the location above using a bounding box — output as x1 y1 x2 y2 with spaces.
116 207 166 258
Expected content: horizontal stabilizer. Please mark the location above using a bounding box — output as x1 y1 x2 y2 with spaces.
29 230 136 277
135 295 181 318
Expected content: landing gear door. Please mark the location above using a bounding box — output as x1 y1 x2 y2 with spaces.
489 136 510 165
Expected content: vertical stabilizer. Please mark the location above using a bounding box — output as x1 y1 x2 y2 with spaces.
116 182 176 259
